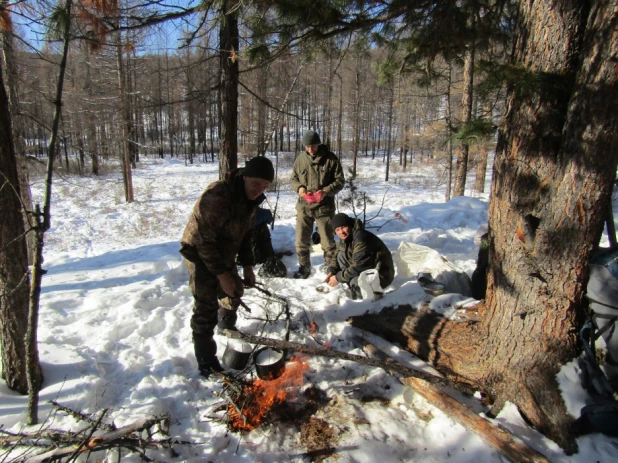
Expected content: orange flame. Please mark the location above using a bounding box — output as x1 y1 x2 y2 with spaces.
229 356 309 431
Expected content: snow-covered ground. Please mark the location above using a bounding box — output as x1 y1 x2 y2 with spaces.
1 154 617 462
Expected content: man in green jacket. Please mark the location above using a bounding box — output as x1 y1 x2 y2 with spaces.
290 130 345 278
325 213 395 301
180 156 273 378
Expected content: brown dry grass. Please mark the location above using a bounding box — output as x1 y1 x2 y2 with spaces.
299 416 339 462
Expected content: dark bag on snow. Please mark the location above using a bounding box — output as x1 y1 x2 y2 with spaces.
575 403 618 437
253 223 276 264
258 256 287 278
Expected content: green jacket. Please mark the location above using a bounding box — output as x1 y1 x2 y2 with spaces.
179 169 264 275
328 218 395 289
290 145 344 217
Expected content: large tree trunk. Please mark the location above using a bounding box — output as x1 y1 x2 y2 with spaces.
355 0 618 454
482 0 617 451
0 60 32 394
218 0 239 179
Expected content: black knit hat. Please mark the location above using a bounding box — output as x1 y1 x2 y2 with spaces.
302 130 321 146
332 213 352 230
243 156 274 182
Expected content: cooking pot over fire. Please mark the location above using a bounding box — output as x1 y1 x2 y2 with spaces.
254 347 286 380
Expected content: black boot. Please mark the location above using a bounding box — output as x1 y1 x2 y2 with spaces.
217 308 238 332
294 251 311 279
194 336 224 379
293 265 311 279
349 285 362 300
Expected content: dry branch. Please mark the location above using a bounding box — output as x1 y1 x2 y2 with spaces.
49 400 116 432
22 414 169 463
224 329 476 395
353 337 550 463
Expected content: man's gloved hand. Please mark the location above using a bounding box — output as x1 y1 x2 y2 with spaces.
243 266 256 288
218 271 244 298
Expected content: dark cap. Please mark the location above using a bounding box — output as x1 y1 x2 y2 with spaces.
243 156 274 182
302 130 321 146
332 213 352 230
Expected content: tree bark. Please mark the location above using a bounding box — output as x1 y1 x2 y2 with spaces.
218 0 239 179
1 8 35 263
351 54 362 180
0 59 31 394
116 29 134 203
444 64 453 201
453 39 475 196
483 0 616 451
256 62 268 157
384 82 394 182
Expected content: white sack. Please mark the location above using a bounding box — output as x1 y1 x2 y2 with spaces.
358 269 383 299
395 242 473 296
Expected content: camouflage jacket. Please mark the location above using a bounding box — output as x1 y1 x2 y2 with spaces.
179 169 264 275
328 218 395 288
290 145 344 217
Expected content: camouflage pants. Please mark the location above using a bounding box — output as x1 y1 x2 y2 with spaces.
295 212 336 266
184 258 240 338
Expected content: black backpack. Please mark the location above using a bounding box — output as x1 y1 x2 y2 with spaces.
258 256 287 278
576 260 618 436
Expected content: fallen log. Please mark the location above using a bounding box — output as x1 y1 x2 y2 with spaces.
224 329 476 395
353 337 550 463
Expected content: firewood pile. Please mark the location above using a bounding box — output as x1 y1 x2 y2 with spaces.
0 401 172 463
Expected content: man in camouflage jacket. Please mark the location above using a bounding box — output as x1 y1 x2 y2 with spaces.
290 130 345 278
325 213 395 301
180 156 274 378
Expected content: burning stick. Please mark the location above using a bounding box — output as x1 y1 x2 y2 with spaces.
224 391 248 428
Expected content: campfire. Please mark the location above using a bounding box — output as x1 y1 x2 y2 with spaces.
226 355 309 431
